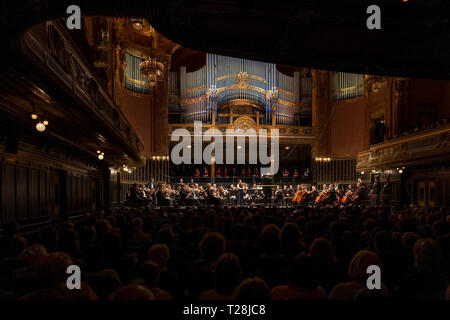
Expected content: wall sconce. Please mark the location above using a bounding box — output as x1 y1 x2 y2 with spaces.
36 122 46 132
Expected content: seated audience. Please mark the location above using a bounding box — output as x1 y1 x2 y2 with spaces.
271 253 326 300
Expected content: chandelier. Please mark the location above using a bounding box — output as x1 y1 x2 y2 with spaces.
140 57 165 87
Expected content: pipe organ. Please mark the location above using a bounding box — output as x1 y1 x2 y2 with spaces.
332 72 364 101
125 52 150 94
169 54 313 126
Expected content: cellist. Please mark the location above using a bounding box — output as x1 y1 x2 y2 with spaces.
315 184 329 204
293 184 307 205
341 185 353 204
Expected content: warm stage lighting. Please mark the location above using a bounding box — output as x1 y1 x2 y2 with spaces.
31 114 38 120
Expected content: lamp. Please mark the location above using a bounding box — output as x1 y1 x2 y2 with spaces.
36 122 46 132
140 57 165 87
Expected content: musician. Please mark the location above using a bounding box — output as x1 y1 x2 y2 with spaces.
274 186 284 205
372 176 382 206
228 184 237 205
352 180 366 204
237 179 245 206
303 168 311 177
341 185 353 204
206 183 221 206
308 186 318 205
129 184 140 202
334 183 343 204
315 184 329 204
328 183 337 205
156 184 170 207
382 175 392 206
178 184 190 205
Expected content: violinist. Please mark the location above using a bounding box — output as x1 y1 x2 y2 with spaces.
206 183 221 206
156 184 170 207
178 184 191 206
274 186 284 205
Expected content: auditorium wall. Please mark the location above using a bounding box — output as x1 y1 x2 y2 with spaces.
330 96 368 158
120 89 153 157
406 79 450 129
0 147 105 225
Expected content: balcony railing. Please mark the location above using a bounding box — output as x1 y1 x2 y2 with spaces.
357 124 450 171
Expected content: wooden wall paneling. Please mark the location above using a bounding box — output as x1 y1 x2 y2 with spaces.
29 168 39 218
39 169 48 217
2 163 16 222
48 169 54 217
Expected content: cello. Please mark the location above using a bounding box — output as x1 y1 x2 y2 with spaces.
293 187 307 204
315 188 329 204
342 189 353 204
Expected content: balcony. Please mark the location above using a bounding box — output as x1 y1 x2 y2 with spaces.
357 124 450 172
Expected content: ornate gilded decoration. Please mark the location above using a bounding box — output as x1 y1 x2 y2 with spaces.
180 96 207 104
233 116 257 131
217 84 266 95
217 73 267 83
130 19 152 34
185 84 206 93
237 72 249 88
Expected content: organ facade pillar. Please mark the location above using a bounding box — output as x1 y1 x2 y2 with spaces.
311 69 331 159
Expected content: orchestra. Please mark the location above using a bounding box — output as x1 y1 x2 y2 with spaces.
126 177 389 208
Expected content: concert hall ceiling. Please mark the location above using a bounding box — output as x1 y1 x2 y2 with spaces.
1 0 449 80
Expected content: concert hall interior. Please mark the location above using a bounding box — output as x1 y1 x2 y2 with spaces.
0 1 449 301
